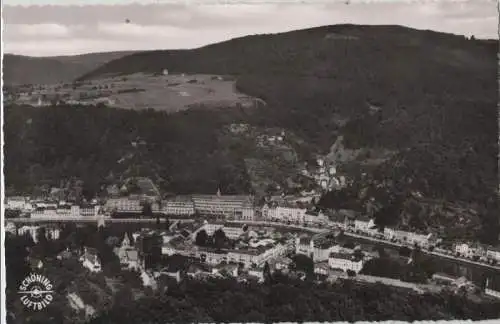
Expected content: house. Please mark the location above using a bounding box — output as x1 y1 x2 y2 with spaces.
314 262 330 276
273 257 293 272
469 243 487 258
5 196 31 210
485 278 500 299
28 257 44 270
454 242 471 257
354 216 376 233
295 236 313 257
328 252 364 273
161 196 195 216
186 263 212 278
193 222 245 240
5 222 17 235
191 193 255 219
304 211 328 226
57 249 73 261
18 226 40 243
311 238 337 262
212 263 239 278
141 270 158 290
115 247 141 270
247 267 265 283
154 269 182 283
81 247 102 273
262 204 307 223
486 246 500 261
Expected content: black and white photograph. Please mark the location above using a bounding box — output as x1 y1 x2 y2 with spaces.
2 0 499 323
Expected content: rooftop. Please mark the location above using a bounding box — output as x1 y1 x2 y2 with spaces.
299 237 312 245
192 195 254 202
356 215 371 222
163 195 194 203
329 252 361 262
487 246 500 253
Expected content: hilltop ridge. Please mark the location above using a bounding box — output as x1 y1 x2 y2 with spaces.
3 51 136 85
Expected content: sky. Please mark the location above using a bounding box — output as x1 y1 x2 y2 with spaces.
2 0 498 57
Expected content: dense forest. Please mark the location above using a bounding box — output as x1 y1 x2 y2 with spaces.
88 276 500 323
80 25 498 204
4 104 254 197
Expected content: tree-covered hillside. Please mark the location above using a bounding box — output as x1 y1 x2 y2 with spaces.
4 104 253 197
77 25 498 202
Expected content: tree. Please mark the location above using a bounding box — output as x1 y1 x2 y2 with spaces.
195 230 209 246
142 201 153 218
263 261 272 283
291 254 314 279
347 270 356 277
213 228 227 249
399 246 412 258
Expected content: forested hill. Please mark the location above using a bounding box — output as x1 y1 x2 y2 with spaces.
4 25 498 232
78 25 497 149
3 51 135 85
79 25 498 201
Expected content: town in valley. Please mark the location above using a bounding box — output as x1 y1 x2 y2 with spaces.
3 1 499 323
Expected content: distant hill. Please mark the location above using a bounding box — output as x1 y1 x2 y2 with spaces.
3 51 135 85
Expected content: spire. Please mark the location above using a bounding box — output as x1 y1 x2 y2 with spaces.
122 232 131 248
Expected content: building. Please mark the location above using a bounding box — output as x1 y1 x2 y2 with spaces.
247 267 265 282
312 238 337 262
354 216 376 233
383 227 431 247
212 263 239 278
486 246 500 262
314 262 330 276
81 247 102 273
161 196 195 216
485 278 500 299
199 249 228 266
304 211 329 226
5 222 17 235
163 235 286 269
31 205 100 218
432 273 458 285
105 198 143 214
469 243 487 258
192 192 255 219
5 196 30 210
17 226 60 243
262 203 307 223
295 236 313 257
454 242 472 257
328 252 364 273
240 206 256 221
273 257 293 272
114 233 142 270
193 222 246 240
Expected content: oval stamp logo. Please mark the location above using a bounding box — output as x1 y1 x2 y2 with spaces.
18 273 54 311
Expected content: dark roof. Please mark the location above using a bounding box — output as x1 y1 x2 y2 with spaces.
329 252 361 262
299 237 311 245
